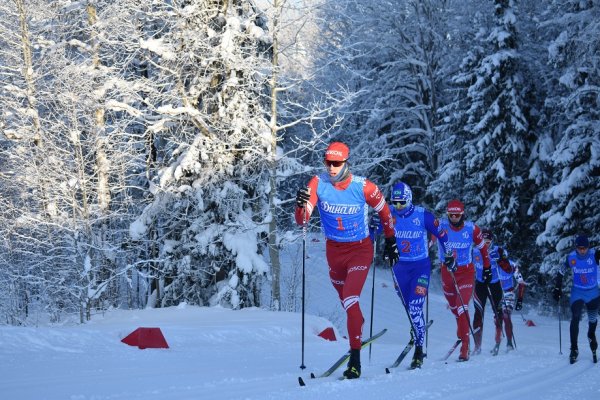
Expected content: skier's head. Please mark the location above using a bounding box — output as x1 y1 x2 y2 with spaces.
390 182 412 210
482 229 493 246
446 199 465 227
324 142 349 162
324 142 350 183
575 235 589 256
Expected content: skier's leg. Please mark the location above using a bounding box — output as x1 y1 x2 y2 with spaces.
326 240 372 351
490 282 504 345
472 282 487 352
441 266 459 334
408 265 429 347
570 299 584 362
585 296 599 353
455 265 475 360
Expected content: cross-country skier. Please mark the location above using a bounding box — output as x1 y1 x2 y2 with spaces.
295 142 398 379
438 199 491 361
497 258 526 351
552 235 600 364
472 229 511 355
376 182 450 369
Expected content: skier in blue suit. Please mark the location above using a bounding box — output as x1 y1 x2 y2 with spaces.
553 235 600 364
374 182 451 369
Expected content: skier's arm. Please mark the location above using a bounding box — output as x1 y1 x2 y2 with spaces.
294 176 319 225
473 225 491 268
497 247 512 273
513 264 526 300
424 210 448 253
364 180 395 239
554 258 568 289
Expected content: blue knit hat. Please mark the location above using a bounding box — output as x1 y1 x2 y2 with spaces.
575 235 589 248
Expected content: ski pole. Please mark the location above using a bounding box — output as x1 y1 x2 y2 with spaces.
368 242 377 361
300 209 307 370
391 268 419 341
511 321 518 350
450 270 478 339
558 298 562 355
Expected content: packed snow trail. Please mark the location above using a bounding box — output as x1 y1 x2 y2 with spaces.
1 235 599 400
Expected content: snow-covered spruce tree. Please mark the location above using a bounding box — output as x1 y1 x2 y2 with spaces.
429 1 495 212
313 0 453 202
459 0 534 254
130 0 273 309
535 0 600 278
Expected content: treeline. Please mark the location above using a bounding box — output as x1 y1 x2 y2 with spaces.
0 0 597 324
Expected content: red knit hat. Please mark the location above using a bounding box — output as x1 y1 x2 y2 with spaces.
447 199 464 214
324 142 349 161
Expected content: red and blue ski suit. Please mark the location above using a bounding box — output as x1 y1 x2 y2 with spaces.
295 173 395 350
437 220 490 356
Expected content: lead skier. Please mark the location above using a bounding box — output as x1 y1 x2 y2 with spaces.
295 141 398 379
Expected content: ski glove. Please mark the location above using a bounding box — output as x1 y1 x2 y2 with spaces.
444 251 457 272
383 236 399 267
515 298 523 311
552 286 561 302
369 214 381 230
296 187 311 208
482 267 493 284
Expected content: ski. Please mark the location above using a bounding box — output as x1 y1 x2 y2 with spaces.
441 325 481 361
441 339 462 361
385 320 434 373
298 328 387 387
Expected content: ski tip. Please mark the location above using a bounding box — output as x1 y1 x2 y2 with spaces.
298 377 306 387
310 372 316 379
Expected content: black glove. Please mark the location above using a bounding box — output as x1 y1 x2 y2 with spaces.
515 298 523 311
482 267 493 284
369 214 381 230
296 187 310 208
552 286 561 302
383 236 399 267
444 251 456 272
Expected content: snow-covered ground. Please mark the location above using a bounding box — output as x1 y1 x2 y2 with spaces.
1 236 599 400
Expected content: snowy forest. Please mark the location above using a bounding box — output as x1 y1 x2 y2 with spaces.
0 0 598 325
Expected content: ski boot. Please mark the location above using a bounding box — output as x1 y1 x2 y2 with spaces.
410 346 424 369
343 349 361 379
472 346 481 356
491 342 500 356
506 340 515 352
458 341 469 362
569 347 578 364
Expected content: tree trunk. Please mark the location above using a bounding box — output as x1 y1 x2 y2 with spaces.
268 0 282 310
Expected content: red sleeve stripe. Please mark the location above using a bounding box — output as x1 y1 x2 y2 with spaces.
373 197 386 212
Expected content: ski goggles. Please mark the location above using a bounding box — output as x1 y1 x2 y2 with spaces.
447 213 462 219
324 160 345 168
392 200 408 209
